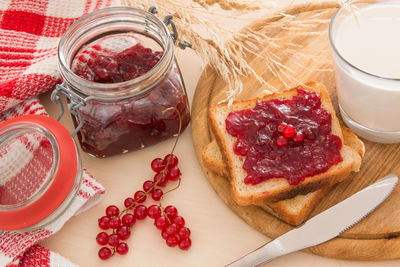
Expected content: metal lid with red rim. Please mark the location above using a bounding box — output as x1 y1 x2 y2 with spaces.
0 115 78 231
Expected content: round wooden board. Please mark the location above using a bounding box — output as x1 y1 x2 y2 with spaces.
191 1 400 261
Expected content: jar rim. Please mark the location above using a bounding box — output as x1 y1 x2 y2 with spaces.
58 6 175 99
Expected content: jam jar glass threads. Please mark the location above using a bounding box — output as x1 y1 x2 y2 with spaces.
56 7 191 158
0 115 81 232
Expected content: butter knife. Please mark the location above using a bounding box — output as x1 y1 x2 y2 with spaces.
226 174 398 267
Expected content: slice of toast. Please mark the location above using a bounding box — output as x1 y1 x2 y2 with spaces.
202 127 365 225
208 81 362 205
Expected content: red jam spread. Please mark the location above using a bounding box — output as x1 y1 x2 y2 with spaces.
74 43 163 83
225 89 342 185
71 41 190 158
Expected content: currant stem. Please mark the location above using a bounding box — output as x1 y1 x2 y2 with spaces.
159 177 182 224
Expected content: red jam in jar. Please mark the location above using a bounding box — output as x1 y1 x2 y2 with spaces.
225 89 343 185
57 7 191 158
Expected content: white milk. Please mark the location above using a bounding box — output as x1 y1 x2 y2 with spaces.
331 2 400 142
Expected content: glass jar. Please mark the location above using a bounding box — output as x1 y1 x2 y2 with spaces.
56 7 191 158
0 115 81 232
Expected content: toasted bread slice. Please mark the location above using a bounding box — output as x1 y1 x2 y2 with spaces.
202 127 365 225
208 81 362 205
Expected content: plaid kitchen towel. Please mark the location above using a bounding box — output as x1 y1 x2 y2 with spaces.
0 0 123 266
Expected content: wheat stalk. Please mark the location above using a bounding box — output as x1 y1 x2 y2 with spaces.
121 0 345 104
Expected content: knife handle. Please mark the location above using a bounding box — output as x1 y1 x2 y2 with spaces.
225 239 287 267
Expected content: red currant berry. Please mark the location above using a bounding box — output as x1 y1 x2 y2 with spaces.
283 125 295 138
293 132 304 143
134 205 147 220
151 188 163 201
277 123 287 132
276 136 288 147
166 236 179 247
164 205 178 220
167 166 181 181
105 205 119 218
173 216 185 228
179 237 192 250
121 213 136 227
143 180 154 193
134 190 147 203
151 158 165 173
98 216 110 230
178 227 191 239
155 215 169 230
163 154 178 168
165 223 179 236
108 233 120 247
96 232 109 246
147 205 162 219
124 197 135 209
116 226 131 240
109 216 121 229
153 173 168 187
116 242 129 255
161 229 169 240
98 247 112 260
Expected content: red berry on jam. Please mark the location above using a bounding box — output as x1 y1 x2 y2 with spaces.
134 190 147 203
98 216 110 230
148 205 162 219
108 233 120 247
96 232 109 246
283 125 295 138
277 123 286 132
163 154 178 168
179 238 192 250
116 242 129 255
151 188 163 201
134 205 147 220
116 226 131 240
166 236 179 247
151 158 165 173
121 213 136 227
293 132 305 143
143 180 155 193
124 197 135 209
98 247 112 260
276 136 288 147
155 215 169 230
178 227 191 239
106 205 119 218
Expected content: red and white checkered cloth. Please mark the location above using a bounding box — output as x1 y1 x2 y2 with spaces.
0 0 123 266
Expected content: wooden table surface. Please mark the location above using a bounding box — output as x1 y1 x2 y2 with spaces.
39 2 400 266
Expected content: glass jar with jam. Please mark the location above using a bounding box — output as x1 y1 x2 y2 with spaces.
0 115 81 231
56 7 191 158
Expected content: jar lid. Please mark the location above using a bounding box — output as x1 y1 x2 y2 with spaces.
0 115 78 231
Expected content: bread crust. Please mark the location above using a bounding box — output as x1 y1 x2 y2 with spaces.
202 125 364 225
208 81 362 205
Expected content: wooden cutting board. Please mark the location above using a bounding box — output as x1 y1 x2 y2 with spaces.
191 1 400 261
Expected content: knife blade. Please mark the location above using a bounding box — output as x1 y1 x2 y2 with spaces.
226 174 398 267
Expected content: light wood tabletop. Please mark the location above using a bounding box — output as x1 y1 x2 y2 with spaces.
39 1 400 266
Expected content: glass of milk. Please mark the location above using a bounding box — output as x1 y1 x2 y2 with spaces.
329 0 400 143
